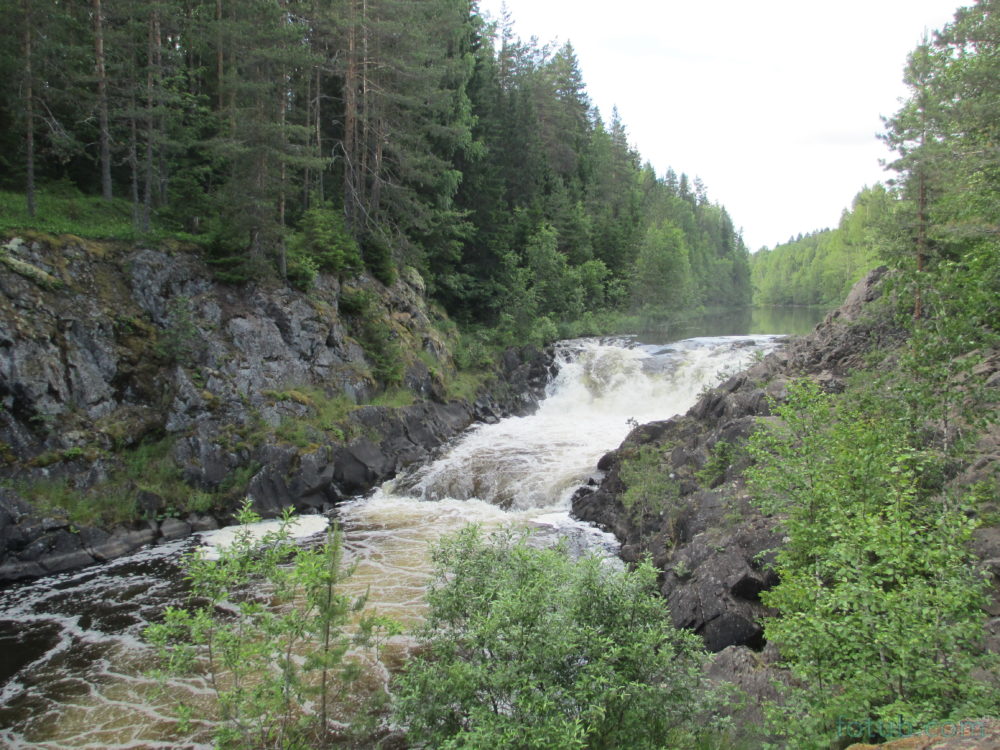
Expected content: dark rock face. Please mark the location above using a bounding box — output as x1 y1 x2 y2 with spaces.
572 267 903 652
0 236 554 582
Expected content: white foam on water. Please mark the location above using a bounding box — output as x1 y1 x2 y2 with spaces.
196 513 330 560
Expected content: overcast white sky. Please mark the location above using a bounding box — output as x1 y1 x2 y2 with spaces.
479 0 963 251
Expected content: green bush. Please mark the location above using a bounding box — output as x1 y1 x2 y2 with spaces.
337 287 404 385
147 503 379 748
285 245 319 291
748 380 997 747
696 440 736 488
619 444 682 538
290 202 362 277
359 230 396 286
394 526 714 749
338 287 376 317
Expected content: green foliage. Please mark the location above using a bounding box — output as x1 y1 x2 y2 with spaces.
155 296 201 367
748 380 997 747
453 329 497 371
368 388 416 408
750 185 891 306
268 387 355 447
394 526 714 749
338 287 404 386
146 503 375 748
524 223 584 320
11 436 222 526
632 219 692 311
360 231 396 287
358 318 404 386
619 444 682 538
201 217 260 285
696 440 736 488
0 0 754 333
288 203 363 290
0 187 135 239
338 288 376 317
284 248 319 292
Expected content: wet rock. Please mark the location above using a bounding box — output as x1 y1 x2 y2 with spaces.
158 517 192 541
136 490 164 520
0 560 46 581
78 526 111 552
91 526 157 561
701 611 763 652
187 513 219 532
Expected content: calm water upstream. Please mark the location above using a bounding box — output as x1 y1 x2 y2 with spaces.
0 309 826 747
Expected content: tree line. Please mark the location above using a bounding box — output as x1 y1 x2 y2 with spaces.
0 0 752 335
750 185 891 307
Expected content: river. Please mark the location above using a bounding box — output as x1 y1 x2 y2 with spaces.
0 310 825 747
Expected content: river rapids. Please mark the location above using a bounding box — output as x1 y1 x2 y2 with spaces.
0 334 780 748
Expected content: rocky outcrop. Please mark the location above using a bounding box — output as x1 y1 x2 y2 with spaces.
573 267 906 652
0 234 553 582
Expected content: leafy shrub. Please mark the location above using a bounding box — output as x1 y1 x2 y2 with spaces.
748 380 997 746
696 440 737 488
156 296 202 366
619 444 682 538
394 526 713 749
359 230 396 286
147 503 376 747
289 203 362 281
338 287 376 317
337 287 403 385
285 245 319 291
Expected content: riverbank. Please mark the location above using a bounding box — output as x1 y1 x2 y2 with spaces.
0 233 555 582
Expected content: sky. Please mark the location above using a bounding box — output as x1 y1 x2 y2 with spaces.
478 0 964 251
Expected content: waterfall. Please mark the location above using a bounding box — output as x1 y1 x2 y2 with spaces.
0 334 779 748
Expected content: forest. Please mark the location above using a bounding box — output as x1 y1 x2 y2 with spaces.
0 0 751 343
750 185 892 307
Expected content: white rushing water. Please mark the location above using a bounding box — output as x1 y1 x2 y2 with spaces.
0 334 780 748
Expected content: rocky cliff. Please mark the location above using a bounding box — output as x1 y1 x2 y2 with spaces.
0 234 553 581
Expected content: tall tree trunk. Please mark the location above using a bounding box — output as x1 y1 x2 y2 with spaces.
278 77 288 278
23 0 35 217
143 7 161 233
915 170 927 320
215 0 224 111
93 0 113 200
343 0 360 230
359 0 370 223
315 66 324 203
303 65 312 211
153 8 167 206
129 105 140 228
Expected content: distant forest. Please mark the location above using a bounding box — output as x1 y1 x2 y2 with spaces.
750 185 891 307
0 0 752 336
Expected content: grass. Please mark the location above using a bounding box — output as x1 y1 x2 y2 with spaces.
1 184 137 240
11 437 227 527
0 183 203 244
270 386 356 448
269 385 419 448
369 388 415 408
443 370 490 402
